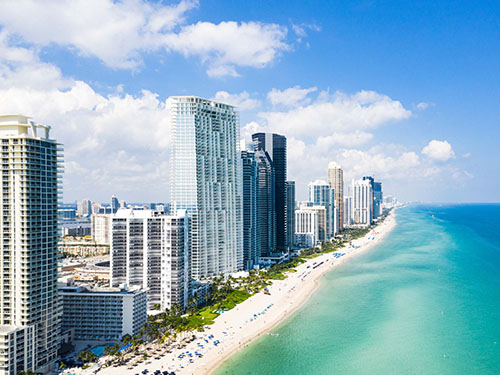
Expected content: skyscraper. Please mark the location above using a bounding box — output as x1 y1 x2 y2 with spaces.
241 149 259 269
77 198 92 217
170 97 243 279
255 150 276 257
351 178 373 227
252 133 287 251
328 162 344 231
111 194 119 213
362 176 375 221
373 182 383 218
308 180 336 238
286 181 296 249
0 115 60 374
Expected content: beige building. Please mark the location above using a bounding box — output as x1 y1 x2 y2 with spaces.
328 162 344 232
91 213 111 245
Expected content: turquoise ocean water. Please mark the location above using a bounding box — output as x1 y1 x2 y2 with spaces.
215 205 500 375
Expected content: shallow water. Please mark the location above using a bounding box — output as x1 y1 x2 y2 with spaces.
215 205 500 375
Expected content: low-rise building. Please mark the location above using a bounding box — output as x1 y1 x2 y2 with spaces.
59 279 147 342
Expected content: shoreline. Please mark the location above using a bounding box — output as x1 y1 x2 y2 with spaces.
97 211 397 375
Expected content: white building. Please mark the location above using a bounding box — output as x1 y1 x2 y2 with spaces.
350 179 373 227
0 115 61 374
59 278 147 341
308 180 337 238
328 162 344 232
170 96 243 280
110 209 189 311
77 199 92 217
295 203 326 247
91 213 111 244
343 196 353 227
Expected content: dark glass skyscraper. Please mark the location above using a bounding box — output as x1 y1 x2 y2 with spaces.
252 133 287 251
373 182 383 218
241 150 260 269
286 181 295 249
255 150 276 256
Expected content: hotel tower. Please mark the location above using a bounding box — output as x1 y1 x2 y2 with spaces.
0 115 61 374
170 97 243 280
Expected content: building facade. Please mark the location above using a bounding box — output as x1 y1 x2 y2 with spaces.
362 176 375 221
241 150 260 270
59 280 147 341
373 182 383 219
286 181 295 249
328 162 344 232
255 150 276 257
308 180 336 238
350 179 373 227
110 209 190 311
77 199 92 217
295 203 326 247
0 115 61 374
91 213 111 245
252 133 287 251
343 196 352 227
170 97 243 280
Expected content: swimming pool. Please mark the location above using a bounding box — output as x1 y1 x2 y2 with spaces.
90 343 115 356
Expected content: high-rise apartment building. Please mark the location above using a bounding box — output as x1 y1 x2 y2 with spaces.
286 181 296 249
308 180 336 238
111 194 119 214
91 213 111 245
295 203 326 247
255 150 276 257
252 133 287 251
373 182 383 219
343 196 352 227
241 149 259 269
170 97 243 279
362 176 375 221
328 162 344 232
351 179 373 227
110 209 189 310
0 115 61 374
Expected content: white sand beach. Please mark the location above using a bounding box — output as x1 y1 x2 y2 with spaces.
96 211 396 375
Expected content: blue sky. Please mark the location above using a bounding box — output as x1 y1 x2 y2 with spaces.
0 0 498 203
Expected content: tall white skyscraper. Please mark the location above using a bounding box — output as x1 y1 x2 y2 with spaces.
350 178 373 227
328 162 344 231
308 180 336 238
0 115 60 374
170 97 243 280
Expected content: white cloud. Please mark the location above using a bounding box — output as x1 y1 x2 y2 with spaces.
257 89 411 141
0 0 291 76
267 85 317 107
416 102 434 110
422 140 455 161
165 21 289 77
213 91 261 110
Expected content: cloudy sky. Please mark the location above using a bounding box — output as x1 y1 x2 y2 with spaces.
0 0 498 203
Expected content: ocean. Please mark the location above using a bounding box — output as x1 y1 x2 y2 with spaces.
215 204 500 375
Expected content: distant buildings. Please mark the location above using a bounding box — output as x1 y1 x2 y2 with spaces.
170 97 243 279
373 182 383 219
351 178 373 227
77 198 92 217
252 133 288 251
0 115 60 374
110 209 189 310
328 162 344 232
111 194 119 213
59 278 147 341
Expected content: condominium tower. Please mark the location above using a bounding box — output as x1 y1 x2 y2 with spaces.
328 162 344 231
285 181 296 249
252 133 287 250
308 180 336 238
0 115 61 374
110 209 189 310
241 149 259 269
351 178 373 227
170 97 243 279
